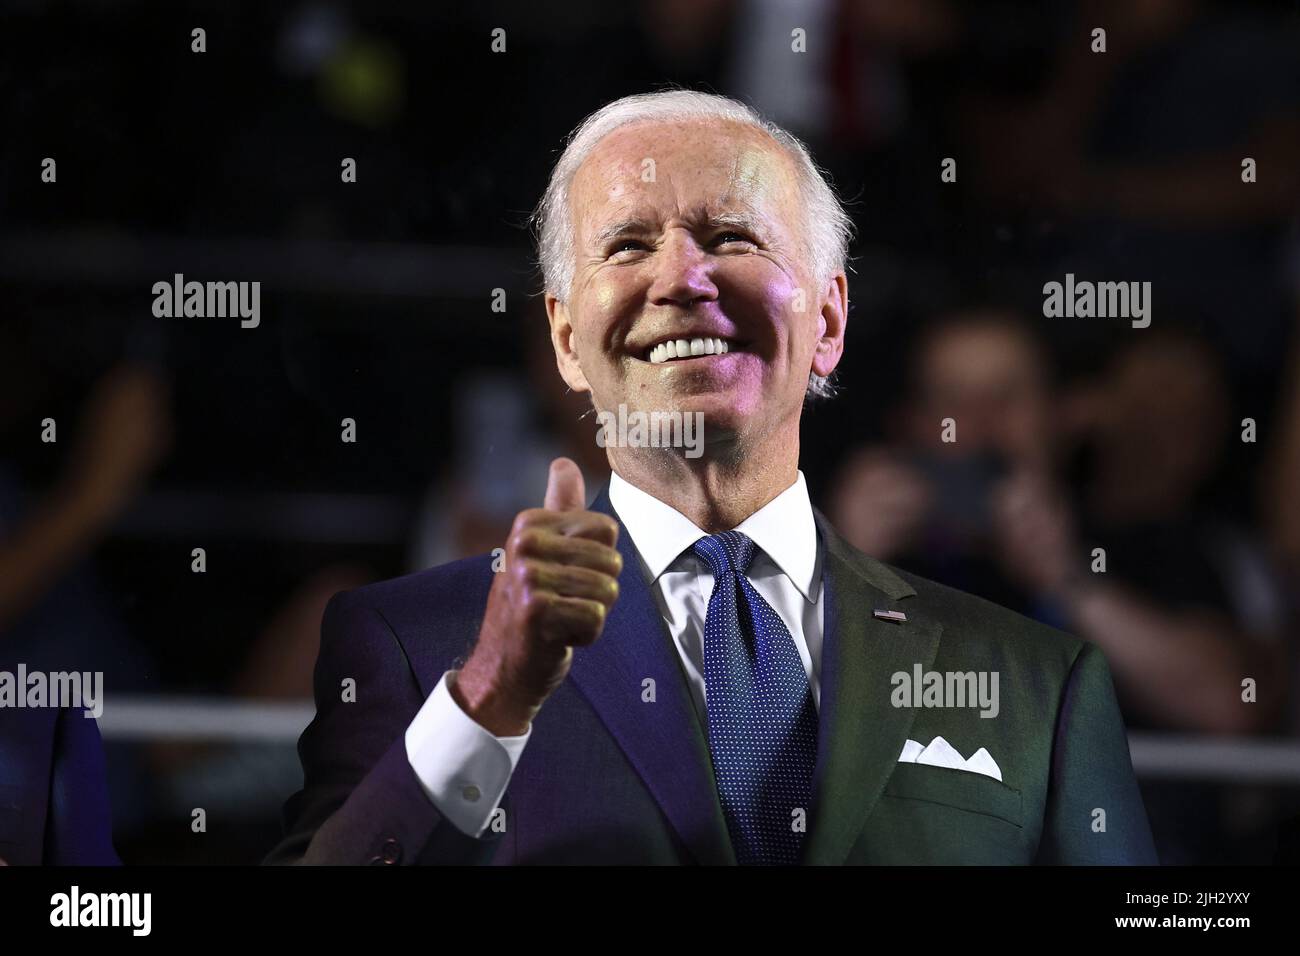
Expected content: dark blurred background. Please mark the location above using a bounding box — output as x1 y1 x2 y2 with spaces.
2 0 1300 864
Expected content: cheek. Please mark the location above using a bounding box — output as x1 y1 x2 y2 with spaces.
589 276 621 314
725 261 802 332
579 273 638 349
757 272 817 365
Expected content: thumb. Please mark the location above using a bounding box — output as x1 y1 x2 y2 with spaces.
543 457 586 512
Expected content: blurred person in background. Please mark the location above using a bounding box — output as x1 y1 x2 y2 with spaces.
830 308 1058 615
1004 328 1288 736
831 314 1288 736
0 335 167 688
0 327 166 864
1052 328 1290 863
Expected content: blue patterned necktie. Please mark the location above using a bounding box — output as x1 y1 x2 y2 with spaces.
692 531 819 865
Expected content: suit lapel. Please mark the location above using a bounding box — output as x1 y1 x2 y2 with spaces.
566 487 737 866
800 510 943 864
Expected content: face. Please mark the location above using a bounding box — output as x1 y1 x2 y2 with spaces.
1096 342 1226 495
910 320 1052 468
545 119 847 453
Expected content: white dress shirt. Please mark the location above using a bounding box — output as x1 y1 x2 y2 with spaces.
404 469 825 837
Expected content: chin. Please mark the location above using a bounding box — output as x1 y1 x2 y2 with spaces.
666 392 754 436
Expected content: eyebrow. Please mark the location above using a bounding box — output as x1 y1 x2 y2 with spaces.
591 216 658 248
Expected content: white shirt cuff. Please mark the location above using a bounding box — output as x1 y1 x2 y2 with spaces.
404 669 531 838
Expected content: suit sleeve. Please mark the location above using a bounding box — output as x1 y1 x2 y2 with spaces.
1035 642 1159 865
45 710 120 865
264 590 506 865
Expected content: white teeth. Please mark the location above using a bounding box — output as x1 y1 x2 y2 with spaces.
646 336 735 363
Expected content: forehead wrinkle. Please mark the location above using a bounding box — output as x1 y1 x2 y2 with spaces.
576 132 795 254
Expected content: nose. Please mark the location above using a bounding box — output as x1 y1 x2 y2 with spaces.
648 228 718 309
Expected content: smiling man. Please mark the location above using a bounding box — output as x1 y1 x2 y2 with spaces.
269 90 1157 866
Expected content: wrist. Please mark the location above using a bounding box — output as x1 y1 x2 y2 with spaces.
450 666 533 737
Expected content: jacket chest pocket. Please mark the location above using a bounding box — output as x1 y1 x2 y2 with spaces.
882 762 1023 827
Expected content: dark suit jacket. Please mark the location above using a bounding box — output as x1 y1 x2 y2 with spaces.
0 703 119 865
268 488 1157 865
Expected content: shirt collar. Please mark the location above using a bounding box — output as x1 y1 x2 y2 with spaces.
607 469 820 603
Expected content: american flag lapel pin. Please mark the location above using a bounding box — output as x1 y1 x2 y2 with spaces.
873 608 908 624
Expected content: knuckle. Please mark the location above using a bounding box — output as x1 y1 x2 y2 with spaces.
516 508 554 532
571 602 605 641
512 527 543 556
519 560 544 589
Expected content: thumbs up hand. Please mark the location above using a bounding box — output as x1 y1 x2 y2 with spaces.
452 458 622 736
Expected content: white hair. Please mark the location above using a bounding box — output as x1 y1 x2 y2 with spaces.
531 90 853 400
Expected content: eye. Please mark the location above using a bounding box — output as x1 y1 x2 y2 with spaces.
608 238 649 256
712 231 755 248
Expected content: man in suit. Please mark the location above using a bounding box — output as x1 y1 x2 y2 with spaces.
269 90 1157 865
0 702 119 865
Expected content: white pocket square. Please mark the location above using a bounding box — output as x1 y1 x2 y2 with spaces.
897 736 1002 782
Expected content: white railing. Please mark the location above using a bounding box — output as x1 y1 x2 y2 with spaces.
93 696 1300 783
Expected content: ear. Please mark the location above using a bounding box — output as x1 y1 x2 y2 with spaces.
810 272 848 379
545 292 592 394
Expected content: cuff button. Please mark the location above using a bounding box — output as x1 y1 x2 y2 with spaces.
370 838 402 865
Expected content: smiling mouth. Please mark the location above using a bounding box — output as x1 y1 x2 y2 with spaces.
644 337 737 364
